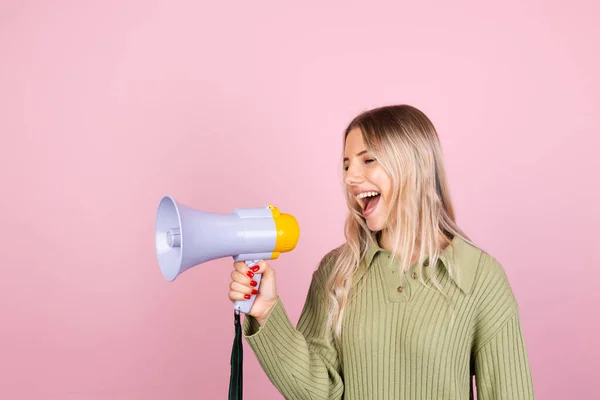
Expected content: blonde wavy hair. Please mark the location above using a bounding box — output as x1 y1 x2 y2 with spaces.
325 104 475 342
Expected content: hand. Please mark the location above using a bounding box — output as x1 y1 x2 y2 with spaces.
229 260 278 323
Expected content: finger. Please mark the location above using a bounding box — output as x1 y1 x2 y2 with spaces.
233 261 254 276
229 290 253 302
229 280 255 295
234 260 262 275
230 269 253 285
233 261 248 272
253 260 276 278
246 260 269 274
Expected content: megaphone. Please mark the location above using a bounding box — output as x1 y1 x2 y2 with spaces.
154 195 300 314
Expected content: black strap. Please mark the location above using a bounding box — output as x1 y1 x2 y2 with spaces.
228 309 243 399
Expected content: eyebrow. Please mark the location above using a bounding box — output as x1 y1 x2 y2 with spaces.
343 150 368 162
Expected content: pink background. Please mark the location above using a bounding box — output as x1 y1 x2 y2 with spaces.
1 1 598 399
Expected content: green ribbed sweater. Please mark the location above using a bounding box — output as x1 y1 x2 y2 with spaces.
243 236 535 399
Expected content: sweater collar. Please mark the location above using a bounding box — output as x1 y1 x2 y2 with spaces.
358 234 481 294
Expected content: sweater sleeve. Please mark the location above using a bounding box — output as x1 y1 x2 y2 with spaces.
473 310 535 399
471 253 535 399
242 253 344 400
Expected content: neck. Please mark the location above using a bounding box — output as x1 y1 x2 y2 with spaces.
378 229 450 266
377 229 419 265
377 229 394 253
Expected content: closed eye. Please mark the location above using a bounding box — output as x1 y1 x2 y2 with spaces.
343 158 376 171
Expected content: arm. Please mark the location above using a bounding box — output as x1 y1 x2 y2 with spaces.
473 310 535 399
242 254 344 400
471 254 535 399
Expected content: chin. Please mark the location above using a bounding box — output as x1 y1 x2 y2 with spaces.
365 217 385 232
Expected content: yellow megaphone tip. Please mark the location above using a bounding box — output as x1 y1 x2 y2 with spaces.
271 210 300 253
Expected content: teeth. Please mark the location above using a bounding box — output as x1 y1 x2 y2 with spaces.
356 191 380 199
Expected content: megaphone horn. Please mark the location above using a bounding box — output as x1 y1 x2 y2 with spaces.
154 195 300 314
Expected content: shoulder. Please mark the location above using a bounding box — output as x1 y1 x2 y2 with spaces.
303 244 348 290
313 244 344 278
468 249 524 350
463 244 521 337
453 236 516 303
472 250 518 307
299 245 343 297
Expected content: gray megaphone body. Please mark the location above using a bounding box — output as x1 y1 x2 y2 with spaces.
155 195 300 314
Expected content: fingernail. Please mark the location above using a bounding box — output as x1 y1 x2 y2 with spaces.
246 271 254 278
250 280 257 287
251 289 258 295
251 265 260 272
244 294 251 299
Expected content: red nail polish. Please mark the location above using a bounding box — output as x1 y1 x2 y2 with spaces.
250 280 257 287
251 289 258 295
244 294 251 299
251 265 260 272
246 271 254 278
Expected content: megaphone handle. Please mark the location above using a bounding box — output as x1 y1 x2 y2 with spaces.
234 260 262 314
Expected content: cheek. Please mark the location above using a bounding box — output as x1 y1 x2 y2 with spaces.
369 169 392 199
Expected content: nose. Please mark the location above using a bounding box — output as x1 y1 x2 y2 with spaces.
344 164 364 186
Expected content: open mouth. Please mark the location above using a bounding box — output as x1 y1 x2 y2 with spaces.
356 191 381 216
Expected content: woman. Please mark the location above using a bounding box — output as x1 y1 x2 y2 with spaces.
228 105 535 399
